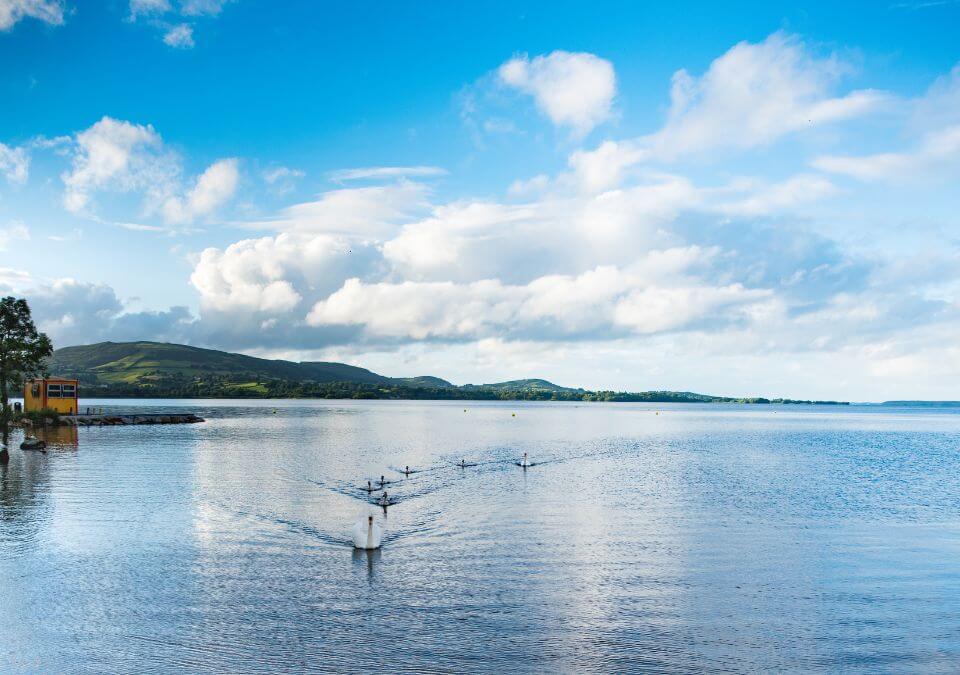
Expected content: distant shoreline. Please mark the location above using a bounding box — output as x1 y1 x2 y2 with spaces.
44 391 851 405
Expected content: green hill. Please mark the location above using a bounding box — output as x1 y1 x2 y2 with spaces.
43 341 847 404
49 341 396 387
463 378 581 393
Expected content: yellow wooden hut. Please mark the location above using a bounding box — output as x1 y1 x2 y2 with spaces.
24 378 79 415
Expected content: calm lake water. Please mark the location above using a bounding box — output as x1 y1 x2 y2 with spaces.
2 400 960 673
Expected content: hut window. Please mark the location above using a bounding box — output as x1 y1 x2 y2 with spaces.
62 384 76 397
31 383 40 397
47 384 62 398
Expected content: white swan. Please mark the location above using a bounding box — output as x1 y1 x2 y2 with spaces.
379 491 390 507
519 452 530 468
352 515 382 550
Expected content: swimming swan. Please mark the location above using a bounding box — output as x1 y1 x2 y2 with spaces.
379 491 390 507
517 452 531 468
352 515 382 550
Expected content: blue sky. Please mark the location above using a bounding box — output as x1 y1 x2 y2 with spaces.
2 0 959 399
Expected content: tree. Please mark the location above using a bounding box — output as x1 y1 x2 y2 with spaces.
0 297 52 414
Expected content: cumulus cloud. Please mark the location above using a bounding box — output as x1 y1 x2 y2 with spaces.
305 258 769 343
0 0 63 30
162 158 239 223
0 142 29 183
61 117 173 214
190 232 381 315
499 50 616 135
566 140 647 193
1 271 192 348
644 32 886 160
61 117 238 224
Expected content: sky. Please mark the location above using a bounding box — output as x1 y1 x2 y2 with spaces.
1 0 959 400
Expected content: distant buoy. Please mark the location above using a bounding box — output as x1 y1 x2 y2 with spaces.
352 515 382 550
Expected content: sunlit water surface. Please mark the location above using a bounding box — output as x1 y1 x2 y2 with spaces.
2 400 960 673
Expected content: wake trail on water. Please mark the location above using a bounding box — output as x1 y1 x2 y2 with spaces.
254 437 660 547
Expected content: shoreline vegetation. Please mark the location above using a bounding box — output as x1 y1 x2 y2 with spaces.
45 341 849 405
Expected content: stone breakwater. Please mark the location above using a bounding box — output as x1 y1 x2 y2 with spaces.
18 414 205 427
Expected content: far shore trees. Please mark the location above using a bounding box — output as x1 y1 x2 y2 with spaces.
0 297 52 417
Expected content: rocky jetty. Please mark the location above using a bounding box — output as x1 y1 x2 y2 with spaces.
17 413 205 428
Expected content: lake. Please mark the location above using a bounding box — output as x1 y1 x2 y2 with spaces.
2 400 960 673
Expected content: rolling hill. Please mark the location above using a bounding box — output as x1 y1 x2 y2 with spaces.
46 341 576 397
44 341 847 404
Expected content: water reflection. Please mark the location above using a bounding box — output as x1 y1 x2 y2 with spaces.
32 425 79 450
2 400 960 672
352 546 382 580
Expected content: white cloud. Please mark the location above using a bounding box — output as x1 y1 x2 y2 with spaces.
163 23 194 48
128 0 170 18
0 221 29 251
190 233 378 315
128 0 232 47
7 273 193 347
0 0 63 30
61 117 173 214
263 166 304 184
646 32 885 161
715 174 838 215
499 50 616 135
180 0 231 16
262 166 305 196
814 125 960 182
243 181 429 236
329 166 447 182
0 142 29 183
567 140 647 193
61 117 238 224
507 174 550 197
306 252 769 342
163 158 239 223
